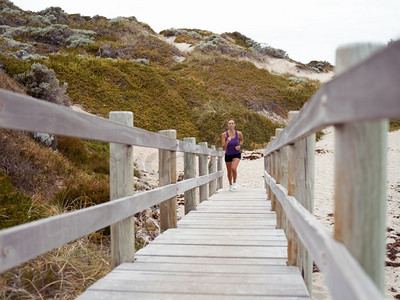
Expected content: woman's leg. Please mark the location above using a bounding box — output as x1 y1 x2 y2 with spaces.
225 161 233 185
231 158 240 183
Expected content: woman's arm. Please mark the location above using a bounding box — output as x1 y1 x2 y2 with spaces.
235 131 244 151
221 132 230 150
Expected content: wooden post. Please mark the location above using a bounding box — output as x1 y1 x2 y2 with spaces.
270 137 276 211
279 143 288 234
198 142 208 202
286 111 299 269
158 129 177 232
217 147 223 190
266 136 274 200
109 111 135 268
184 137 196 214
275 128 283 229
334 43 387 292
209 145 217 196
286 110 315 294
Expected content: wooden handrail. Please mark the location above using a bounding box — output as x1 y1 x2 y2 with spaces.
265 42 400 155
0 89 219 156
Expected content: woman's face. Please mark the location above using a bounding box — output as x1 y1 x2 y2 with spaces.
228 120 235 129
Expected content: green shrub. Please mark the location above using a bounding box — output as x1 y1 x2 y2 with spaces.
53 174 109 207
14 62 70 106
0 170 42 229
57 137 109 175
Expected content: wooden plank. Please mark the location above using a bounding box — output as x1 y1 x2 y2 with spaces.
134 255 288 266
264 171 382 299
149 238 287 247
116 261 297 274
265 43 400 155
103 272 305 286
179 218 276 224
83 273 308 296
178 218 276 225
158 232 286 241
183 211 275 218
333 43 387 292
78 290 309 300
135 244 287 258
161 228 285 236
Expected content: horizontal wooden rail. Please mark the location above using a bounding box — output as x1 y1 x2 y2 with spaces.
0 170 223 273
0 89 219 156
265 43 400 155
264 171 381 299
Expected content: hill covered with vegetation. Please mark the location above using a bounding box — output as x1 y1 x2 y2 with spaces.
0 0 334 297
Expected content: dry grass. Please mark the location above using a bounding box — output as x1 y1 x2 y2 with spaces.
0 234 111 299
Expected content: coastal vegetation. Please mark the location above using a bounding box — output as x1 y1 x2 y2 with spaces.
3 0 398 298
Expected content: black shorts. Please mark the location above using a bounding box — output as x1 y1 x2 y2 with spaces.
225 153 241 162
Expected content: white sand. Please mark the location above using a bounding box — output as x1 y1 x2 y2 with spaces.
160 35 335 83
133 129 400 299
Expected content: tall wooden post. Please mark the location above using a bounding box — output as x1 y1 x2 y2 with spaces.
275 128 283 229
278 136 288 234
184 137 196 214
198 142 208 202
158 129 177 232
287 110 315 294
286 112 299 269
209 145 217 196
109 111 135 268
269 137 276 211
217 147 223 190
334 43 387 292
266 136 274 200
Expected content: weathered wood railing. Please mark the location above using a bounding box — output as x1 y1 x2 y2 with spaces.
264 42 400 299
0 90 224 273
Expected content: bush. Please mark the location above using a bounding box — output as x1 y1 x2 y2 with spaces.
37 6 69 24
252 43 288 58
14 62 70 106
0 170 42 229
57 136 110 175
53 174 109 208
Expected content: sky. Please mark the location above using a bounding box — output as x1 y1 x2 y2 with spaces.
9 0 400 64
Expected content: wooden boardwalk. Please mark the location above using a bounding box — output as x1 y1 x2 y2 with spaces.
78 189 310 299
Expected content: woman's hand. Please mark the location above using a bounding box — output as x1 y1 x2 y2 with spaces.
235 145 241 151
